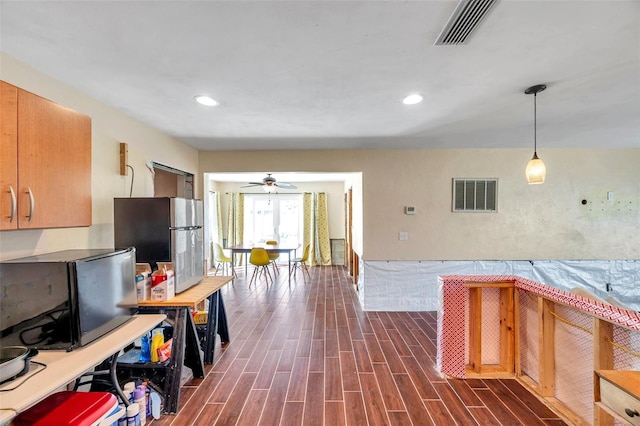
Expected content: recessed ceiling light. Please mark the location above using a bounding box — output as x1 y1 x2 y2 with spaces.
402 94 423 105
194 95 219 106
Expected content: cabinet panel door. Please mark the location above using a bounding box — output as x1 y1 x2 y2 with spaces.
17 89 92 229
0 81 18 230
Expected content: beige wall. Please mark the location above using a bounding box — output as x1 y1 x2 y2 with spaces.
199 149 640 261
0 54 199 260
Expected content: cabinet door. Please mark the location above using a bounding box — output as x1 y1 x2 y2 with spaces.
17 89 92 229
0 81 18 230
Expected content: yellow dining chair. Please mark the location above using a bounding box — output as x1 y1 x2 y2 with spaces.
265 240 280 274
249 247 272 286
213 243 235 277
291 243 311 280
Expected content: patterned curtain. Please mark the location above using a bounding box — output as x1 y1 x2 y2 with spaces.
302 192 332 266
314 193 332 265
303 193 313 265
215 191 223 246
226 193 244 265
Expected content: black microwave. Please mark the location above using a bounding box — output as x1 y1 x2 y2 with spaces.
0 248 138 351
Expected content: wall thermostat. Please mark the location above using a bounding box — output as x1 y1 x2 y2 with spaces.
405 206 415 215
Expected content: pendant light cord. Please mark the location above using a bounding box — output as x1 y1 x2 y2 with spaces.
533 92 537 155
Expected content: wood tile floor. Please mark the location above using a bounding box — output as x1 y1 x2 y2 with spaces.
150 265 567 425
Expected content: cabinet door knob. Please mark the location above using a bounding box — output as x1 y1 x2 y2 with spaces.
625 408 639 417
26 187 34 222
8 186 16 222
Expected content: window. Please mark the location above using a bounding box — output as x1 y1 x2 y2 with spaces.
452 179 498 212
244 194 303 245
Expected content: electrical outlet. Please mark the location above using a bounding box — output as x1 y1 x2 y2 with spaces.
399 232 408 241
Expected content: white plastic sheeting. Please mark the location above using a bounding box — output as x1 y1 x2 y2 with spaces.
358 259 639 312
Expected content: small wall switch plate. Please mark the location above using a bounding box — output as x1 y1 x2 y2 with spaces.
399 232 408 241
607 191 614 201
405 206 415 215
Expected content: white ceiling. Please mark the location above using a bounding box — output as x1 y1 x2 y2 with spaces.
1 1 638 152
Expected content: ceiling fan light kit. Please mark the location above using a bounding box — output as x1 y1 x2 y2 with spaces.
242 173 297 191
524 84 547 185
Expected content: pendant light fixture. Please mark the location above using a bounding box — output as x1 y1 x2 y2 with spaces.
524 84 547 184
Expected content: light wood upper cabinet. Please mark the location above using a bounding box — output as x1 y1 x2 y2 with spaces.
0 81 92 230
0 81 19 230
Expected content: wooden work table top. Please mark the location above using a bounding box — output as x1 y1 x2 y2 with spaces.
138 275 234 308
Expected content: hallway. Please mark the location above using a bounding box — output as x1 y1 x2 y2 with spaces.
151 265 566 425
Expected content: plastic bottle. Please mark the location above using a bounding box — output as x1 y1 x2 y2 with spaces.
126 403 140 426
139 332 151 363
123 382 136 403
117 403 127 426
133 385 147 425
142 381 151 418
149 391 162 420
150 328 164 363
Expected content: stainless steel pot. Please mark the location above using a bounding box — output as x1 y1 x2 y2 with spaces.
0 346 38 383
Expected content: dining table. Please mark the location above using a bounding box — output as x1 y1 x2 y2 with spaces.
228 243 300 284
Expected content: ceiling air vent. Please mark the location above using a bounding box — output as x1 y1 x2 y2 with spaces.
452 179 498 212
435 0 499 45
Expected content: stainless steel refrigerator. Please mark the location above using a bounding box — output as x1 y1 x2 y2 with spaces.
114 197 204 294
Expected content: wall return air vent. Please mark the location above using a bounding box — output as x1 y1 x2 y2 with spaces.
452 179 498 212
435 0 499 45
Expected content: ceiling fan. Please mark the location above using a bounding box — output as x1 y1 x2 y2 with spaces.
242 173 297 192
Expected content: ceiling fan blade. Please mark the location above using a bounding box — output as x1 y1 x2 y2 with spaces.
274 182 297 189
241 183 263 188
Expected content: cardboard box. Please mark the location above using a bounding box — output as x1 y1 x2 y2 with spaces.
151 263 175 301
136 263 152 302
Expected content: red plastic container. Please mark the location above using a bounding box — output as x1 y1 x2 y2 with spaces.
13 391 120 426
